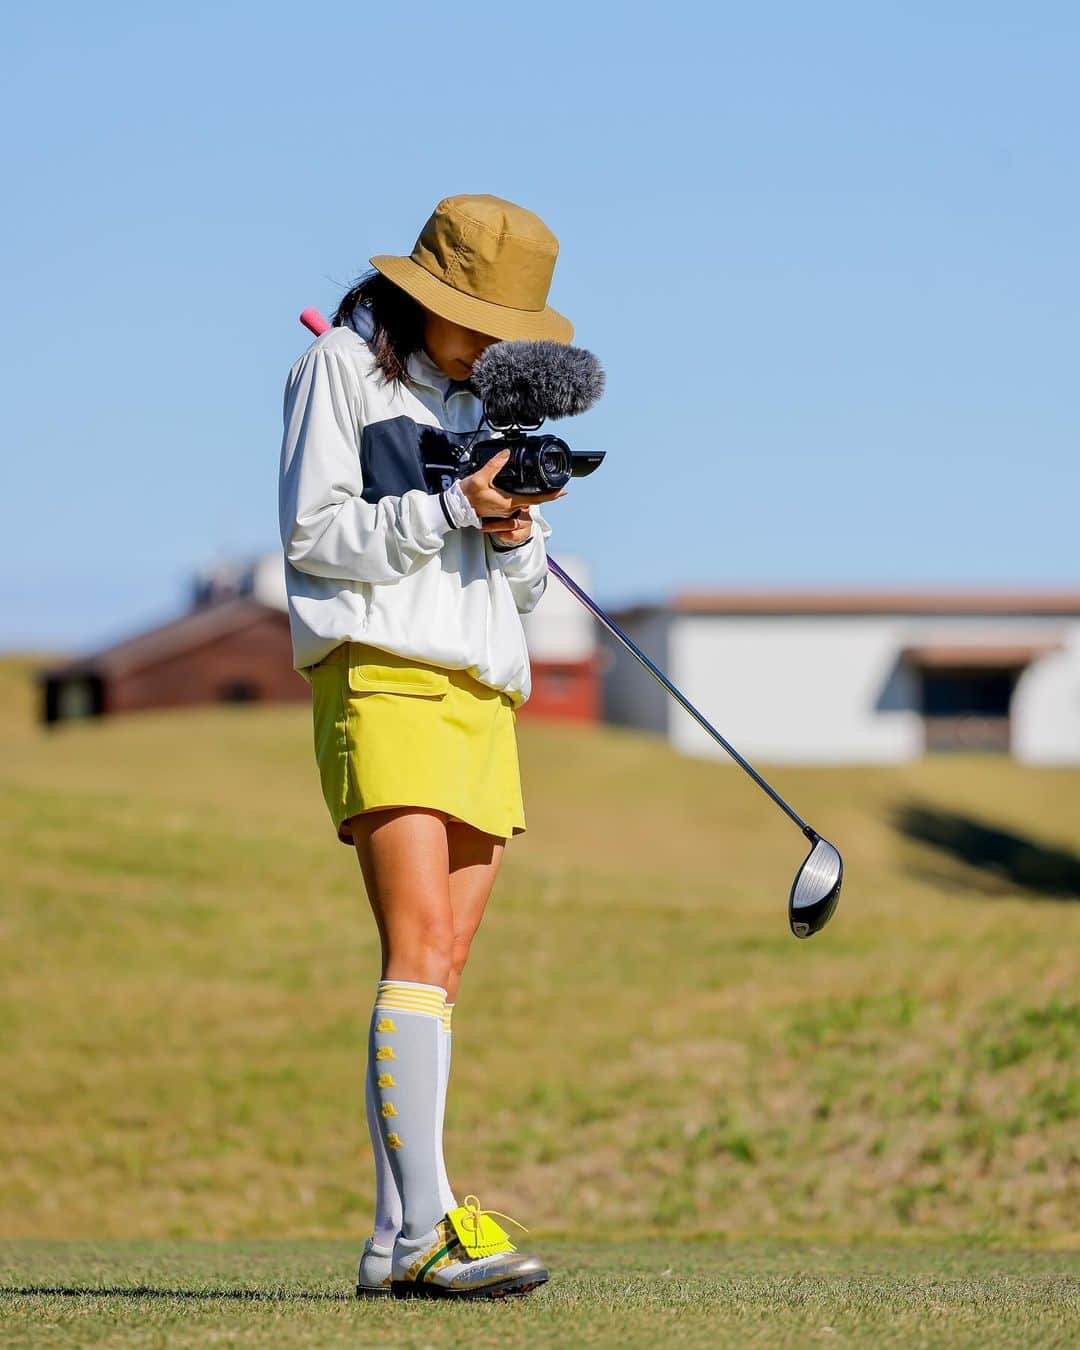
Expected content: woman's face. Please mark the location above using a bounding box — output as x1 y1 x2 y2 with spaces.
422 309 497 379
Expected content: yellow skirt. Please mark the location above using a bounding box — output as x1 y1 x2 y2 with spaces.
308 640 526 846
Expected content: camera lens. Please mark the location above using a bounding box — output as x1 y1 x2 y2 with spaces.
535 436 571 490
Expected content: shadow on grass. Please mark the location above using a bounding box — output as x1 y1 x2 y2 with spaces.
4 1285 350 1302
895 802 1080 900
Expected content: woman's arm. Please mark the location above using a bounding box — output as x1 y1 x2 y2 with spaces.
278 345 464 583
486 504 552 614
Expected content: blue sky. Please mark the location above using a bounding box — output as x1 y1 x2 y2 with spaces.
4 1 1077 652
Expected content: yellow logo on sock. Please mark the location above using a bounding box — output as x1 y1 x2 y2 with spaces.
375 1047 395 1061
376 1018 397 1033
381 1102 398 1118
377 1073 396 1089
386 1133 403 1149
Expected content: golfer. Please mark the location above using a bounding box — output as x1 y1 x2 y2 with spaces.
278 194 572 1300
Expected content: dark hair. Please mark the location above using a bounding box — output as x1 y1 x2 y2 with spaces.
332 269 426 389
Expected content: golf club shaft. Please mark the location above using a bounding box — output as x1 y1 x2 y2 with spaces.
546 557 813 837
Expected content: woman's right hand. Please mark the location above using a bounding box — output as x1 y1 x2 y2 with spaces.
460 448 568 524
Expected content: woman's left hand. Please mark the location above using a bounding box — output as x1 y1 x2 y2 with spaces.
485 508 533 547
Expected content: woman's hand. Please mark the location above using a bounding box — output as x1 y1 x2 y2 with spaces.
488 507 534 547
461 448 568 533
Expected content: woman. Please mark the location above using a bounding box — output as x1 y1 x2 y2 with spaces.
278 194 573 1300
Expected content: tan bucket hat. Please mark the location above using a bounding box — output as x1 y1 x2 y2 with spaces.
370 193 573 343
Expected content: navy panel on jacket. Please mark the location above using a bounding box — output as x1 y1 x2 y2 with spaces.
359 416 478 503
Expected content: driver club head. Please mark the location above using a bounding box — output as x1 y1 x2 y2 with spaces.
789 835 843 939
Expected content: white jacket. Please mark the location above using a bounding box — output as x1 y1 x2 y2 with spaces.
278 305 551 708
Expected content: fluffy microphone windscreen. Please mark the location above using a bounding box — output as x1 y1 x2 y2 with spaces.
469 341 605 425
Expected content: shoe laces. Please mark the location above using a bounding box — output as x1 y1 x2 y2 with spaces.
458 1193 529 1240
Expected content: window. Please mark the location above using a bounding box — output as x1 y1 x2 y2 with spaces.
920 668 1018 753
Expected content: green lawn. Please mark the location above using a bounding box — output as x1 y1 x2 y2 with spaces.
1 1240 1076 1347
1 654 1078 1340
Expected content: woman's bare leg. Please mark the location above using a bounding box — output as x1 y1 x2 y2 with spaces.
350 806 456 1242
437 821 506 1210
445 821 506 1002
349 806 455 987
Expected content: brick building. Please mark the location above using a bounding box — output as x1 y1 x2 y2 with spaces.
38 595 307 723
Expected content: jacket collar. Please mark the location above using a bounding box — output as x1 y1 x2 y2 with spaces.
406 345 477 400
346 302 472 399
405 344 453 393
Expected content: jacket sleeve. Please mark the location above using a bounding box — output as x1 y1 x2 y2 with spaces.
486 504 552 614
278 344 458 583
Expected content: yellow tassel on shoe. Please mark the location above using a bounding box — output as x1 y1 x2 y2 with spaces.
447 1194 528 1258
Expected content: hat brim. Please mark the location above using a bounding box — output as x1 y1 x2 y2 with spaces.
369 255 574 343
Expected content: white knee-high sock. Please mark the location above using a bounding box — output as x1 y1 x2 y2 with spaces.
368 979 448 1239
366 996 456 1242
436 1001 456 1213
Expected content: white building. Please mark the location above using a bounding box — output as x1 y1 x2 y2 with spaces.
601 590 1080 764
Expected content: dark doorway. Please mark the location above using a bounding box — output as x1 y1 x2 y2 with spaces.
219 680 260 704
920 667 1018 752
43 674 106 724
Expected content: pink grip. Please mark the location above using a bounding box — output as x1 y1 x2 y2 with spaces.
300 307 331 336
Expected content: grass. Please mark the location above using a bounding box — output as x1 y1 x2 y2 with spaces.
1 1241 1077 1347
1 654 1078 1340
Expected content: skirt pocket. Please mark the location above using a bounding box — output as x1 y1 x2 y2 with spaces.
346 643 450 699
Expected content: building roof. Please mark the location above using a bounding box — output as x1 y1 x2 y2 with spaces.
612 589 1080 621
38 597 286 681
901 642 1062 669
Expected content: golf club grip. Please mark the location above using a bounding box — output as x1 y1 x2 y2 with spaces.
293 310 810 833
300 308 331 337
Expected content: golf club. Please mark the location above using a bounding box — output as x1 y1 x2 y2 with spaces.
545 559 842 939
298 308 842 937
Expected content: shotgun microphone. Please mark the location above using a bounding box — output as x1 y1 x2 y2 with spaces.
468 340 605 429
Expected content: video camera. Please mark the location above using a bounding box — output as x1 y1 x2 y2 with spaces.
458 339 606 495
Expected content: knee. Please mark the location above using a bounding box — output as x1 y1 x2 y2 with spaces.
445 934 473 1002
449 933 471 982
383 912 455 991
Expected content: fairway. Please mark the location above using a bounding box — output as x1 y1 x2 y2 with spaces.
2 1240 1077 1347
1 654 1078 1342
